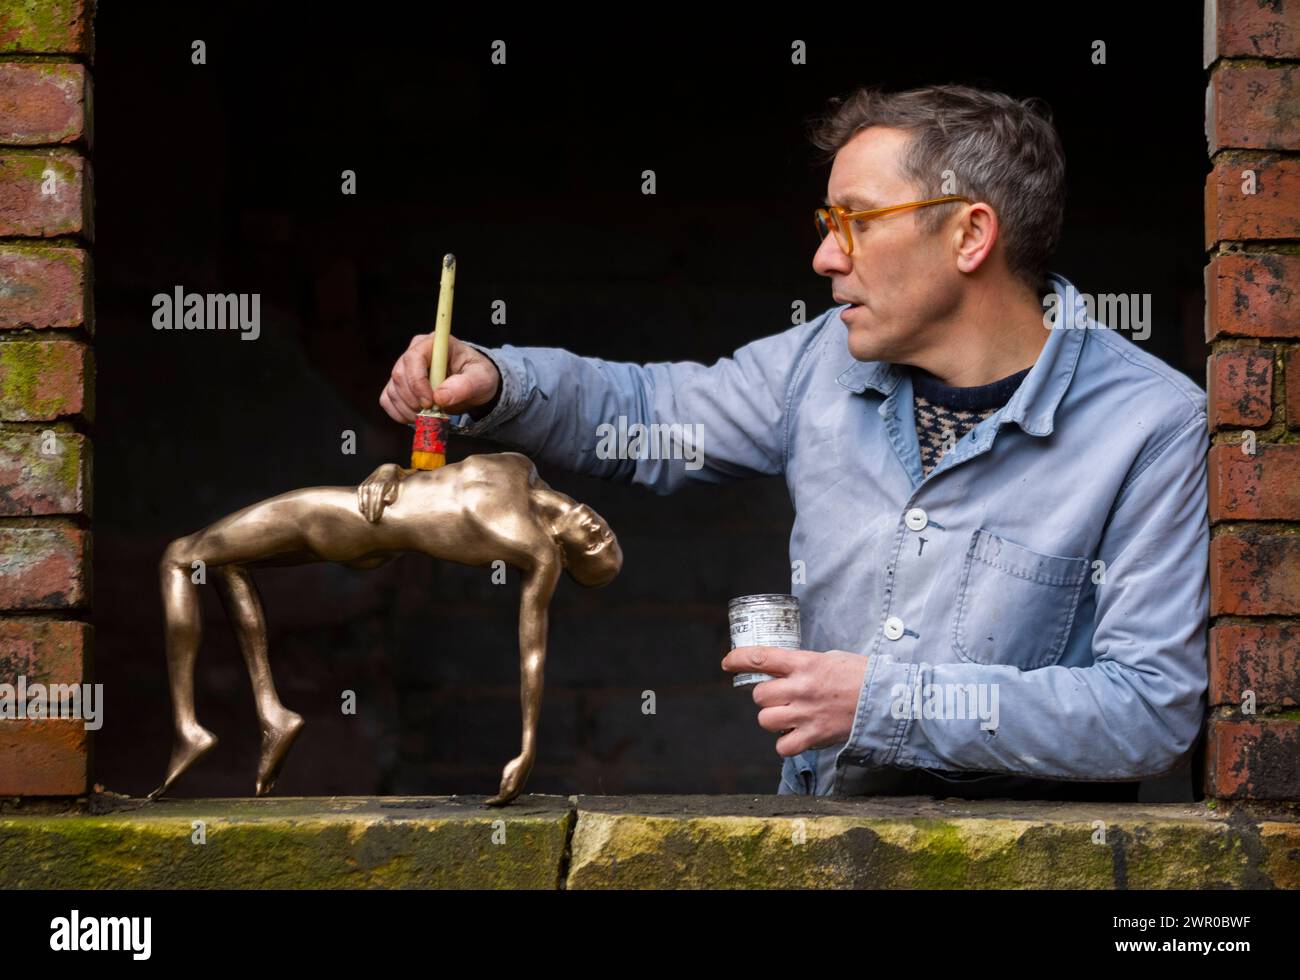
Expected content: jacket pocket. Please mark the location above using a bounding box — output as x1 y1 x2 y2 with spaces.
952 528 1088 669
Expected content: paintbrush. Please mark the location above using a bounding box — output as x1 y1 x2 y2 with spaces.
411 253 456 469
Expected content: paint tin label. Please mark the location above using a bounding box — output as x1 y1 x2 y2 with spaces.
728 593 800 687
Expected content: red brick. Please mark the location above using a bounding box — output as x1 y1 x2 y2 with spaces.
0 616 89 686
1205 0 1300 66
0 339 93 420
1209 622 1300 707
1206 717 1300 799
1211 528 1300 615
1209 442 1300 519
1205 154 1300 246
0 150 91 239
1287 348 1300 427
1207 347 1274 428
0 719 87 795
1207 64 1300 153
0 0 94 59
1205 253 1300 340
0 63 90 146
0 245 91 331
0 524 89 610
0 428 91 516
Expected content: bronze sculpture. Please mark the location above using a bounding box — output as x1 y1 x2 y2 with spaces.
149 452 623 805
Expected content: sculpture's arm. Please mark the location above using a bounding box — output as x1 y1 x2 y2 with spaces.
487 556 561 805
357 462 417 523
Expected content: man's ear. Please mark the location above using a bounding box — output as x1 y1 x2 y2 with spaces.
951 202 998 275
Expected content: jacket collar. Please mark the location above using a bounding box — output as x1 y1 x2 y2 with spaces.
834 272 1086 437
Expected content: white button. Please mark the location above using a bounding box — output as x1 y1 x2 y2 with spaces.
884 616 905 640
905 507 928 531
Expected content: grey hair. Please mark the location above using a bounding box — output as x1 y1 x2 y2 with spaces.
806 84 1066 290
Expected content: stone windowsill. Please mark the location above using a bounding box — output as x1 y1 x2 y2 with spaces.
0 794 1297 889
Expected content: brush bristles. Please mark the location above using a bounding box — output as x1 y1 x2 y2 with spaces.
410 451 446 470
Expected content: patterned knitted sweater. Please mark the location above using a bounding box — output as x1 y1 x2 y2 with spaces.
911 364 1032 477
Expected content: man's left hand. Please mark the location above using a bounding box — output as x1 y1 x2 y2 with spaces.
720 647 870 756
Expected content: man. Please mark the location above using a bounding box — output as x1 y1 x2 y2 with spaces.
152 453 622 805
378 85 1209 800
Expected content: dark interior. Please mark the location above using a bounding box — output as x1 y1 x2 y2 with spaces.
90 7 1207 799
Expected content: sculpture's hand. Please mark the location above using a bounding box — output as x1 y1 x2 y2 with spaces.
357 463 409 523
485 752 534 806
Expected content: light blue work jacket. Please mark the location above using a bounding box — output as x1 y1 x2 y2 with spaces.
450 273 1209 796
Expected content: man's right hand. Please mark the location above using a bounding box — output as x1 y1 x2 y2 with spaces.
380 333 501 425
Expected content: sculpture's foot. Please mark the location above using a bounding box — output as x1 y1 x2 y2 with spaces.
147 725 218 801
254 708 305 796
484 753 533 806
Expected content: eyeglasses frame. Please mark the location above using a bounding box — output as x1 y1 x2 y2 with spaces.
814 194 973 255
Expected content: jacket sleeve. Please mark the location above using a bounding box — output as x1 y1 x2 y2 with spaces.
834 412 1210 781
444 311 834 494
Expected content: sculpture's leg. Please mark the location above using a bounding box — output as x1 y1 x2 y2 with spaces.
215 564 305 796
148 536 219 800
486 561 560 806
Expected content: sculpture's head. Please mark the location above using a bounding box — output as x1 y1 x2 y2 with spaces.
555 502 623 587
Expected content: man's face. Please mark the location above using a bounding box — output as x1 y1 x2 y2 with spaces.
813 126 964 364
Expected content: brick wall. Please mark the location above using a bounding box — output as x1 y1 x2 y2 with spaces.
1204 0 1300 800
0 0 95 795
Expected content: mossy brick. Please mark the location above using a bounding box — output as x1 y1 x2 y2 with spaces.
1207 347 1273 428
0 616 89 685
0 63 90 146
0 246 91 332
0 796 574 888
0 426 90 515
1204 253 1300 341
1205 0 1300 66
0 150 91 239
1210 622 1300 708
0 339 93 419
1207 717 1300 800
0 718 87 795
0 523 89 609
0 0 94 59
1210 529 1300 615
565 795 1296 889
1207 64 1300 154
1205 153 1300 246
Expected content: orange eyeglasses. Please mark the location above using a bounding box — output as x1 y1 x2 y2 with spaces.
814 195 972 255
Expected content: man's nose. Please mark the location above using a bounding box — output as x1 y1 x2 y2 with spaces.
812 233 852 277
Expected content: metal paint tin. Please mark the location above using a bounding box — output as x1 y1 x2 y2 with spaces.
728 593 801 687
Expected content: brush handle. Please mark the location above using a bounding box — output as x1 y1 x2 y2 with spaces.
429 253 457 394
